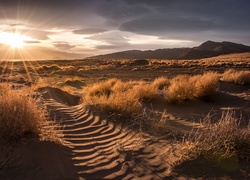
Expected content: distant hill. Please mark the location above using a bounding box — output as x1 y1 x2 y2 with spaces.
0 44 86 60
89 41 250 60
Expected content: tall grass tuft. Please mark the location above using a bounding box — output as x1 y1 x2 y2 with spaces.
0 84 45 143
187 111 250 160
84 79 158 114
222 69 250 85
164 72 219 103
153 77 170 90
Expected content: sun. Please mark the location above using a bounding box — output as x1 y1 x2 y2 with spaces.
0 32 30 48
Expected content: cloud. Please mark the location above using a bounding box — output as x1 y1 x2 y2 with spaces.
24 30 51 40
87 31 130 50
120 15 215 36
4 27 51 40
52 41 76 50
1 0 250 53
24 40 40 44
73 28 108 34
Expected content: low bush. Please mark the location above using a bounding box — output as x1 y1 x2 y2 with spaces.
187 111 250 160
84 79 158 114
222 69 250 85
153 77 170 90
164 72 219 103
0 84 45 143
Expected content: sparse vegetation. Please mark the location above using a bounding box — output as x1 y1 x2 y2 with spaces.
153 77 170 90
0 83 62 144
164 72 219 103
222 69 250 85
0 84 44 143
38 64 61 71
84 72 219 114
84 79 158 114
186 111 250 160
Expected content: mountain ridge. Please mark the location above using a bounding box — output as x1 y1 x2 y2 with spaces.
89 41 250 60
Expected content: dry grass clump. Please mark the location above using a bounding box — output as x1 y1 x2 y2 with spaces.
222 69 250 85
187 111 250 160
0 84 44 143
84 72 219 112
87 78 119 97
132 82 158 101
153 77 170 90
164 72 219 103
38 64 61 71
84 79 158 114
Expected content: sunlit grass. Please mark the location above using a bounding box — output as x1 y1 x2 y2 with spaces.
184 111 250 160
222 69 250 85
163 72 219 103
0 84 44 143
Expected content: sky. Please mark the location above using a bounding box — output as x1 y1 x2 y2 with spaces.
0 0 250 58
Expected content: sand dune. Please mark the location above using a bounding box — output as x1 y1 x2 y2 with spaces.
43 91 172 179
1 57 249 179
1 87 189 179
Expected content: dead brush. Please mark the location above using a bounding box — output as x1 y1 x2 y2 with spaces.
0 84 44 143
132 82 158 102
0 83 62 144
164 72 219 103
222 69 250 85
38 64 61 71
83 79 158 114
86 78 120 97
185 111 250 160
153 77 170 90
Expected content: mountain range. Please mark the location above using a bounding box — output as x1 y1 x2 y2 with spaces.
89 41 250 60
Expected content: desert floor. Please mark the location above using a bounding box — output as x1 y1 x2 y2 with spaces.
0 53 250 179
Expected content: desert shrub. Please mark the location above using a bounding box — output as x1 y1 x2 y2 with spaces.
194 72 220 97
93 92 142 114
164 72 219 103
153 77 170 90
84 79 158 114
222 69 250 85
87 78 119 97
188 111 250 160
38 64 61 71
132 82 158 101
164 75 195 103
0 84 44 143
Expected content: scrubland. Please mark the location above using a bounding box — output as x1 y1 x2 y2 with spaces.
0 84 43 143
0 53 249 179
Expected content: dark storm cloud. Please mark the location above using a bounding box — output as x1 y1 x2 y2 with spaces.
0 0 250 48
120 15 215 34
119 0 250 39
1 0 250 31
0 0 101 28
73 28 108 35
52 41 75 50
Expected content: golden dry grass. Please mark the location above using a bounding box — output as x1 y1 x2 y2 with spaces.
84 79 158 114
153 77 170 90
164 72 219 103
0 84 44 143
38 64 61 71
84 72 220 112
222 69 250 85
0 83 62 144
187 111 250 160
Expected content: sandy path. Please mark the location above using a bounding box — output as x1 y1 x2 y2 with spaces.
0 87 195 179
45 97 172 179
